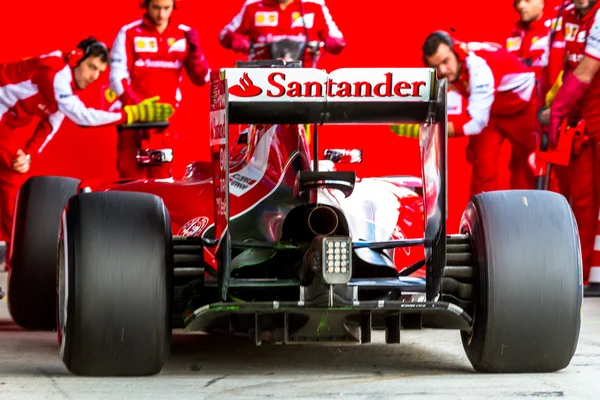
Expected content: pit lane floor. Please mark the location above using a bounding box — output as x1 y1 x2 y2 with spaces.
0 272 599 400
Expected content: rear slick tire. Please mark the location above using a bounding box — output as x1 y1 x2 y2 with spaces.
460 190 582 373
58 191 173 376
8 176 80 330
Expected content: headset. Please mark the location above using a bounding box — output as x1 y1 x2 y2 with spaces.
66 37 109 68
421 30 467 67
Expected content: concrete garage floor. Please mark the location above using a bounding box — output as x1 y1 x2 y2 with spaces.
0 272 599 400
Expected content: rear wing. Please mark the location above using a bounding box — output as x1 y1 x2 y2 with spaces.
209 66 447 301
221 67 436 124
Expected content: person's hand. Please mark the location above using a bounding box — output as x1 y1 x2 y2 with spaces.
538 106 550 125
231 34 250 53
547 111 562 149
123 96 174 124
12 149 31 173
184 28 200 53
324 36 346 55
390 123 420 138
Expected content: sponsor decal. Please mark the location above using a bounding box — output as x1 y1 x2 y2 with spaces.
506 36 522 51
134 37 158 52
546 16 563 31
255 11 278 27
226 68 431 102
229 174 258 192
568 53 584 63
229 72 263 97
178 216 210 237
227 125 278 197
134 59 183 69
565 23 579 41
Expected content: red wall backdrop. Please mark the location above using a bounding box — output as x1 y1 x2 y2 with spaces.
1 0 525 233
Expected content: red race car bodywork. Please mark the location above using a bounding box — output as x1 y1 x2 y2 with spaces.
78 121 426 279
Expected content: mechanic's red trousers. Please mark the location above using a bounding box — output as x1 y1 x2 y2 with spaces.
116 126 174 179
0 147 28 270
564 133 600 285
466 99 537 196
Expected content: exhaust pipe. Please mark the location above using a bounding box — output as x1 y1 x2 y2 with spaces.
307 206 339 236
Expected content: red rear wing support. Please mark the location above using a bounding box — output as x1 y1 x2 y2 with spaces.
208 66 447 302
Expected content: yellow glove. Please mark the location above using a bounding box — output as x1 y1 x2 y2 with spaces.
545 70 563 108
390 123 420 138
123 96 175 125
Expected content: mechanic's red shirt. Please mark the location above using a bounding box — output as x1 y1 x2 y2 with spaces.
109 14 210 107
0 51 125 158
549 2 600 126
219 0 345 67
505 6 558 92
450 42 537 136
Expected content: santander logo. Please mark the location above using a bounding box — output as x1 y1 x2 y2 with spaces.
226 69 430 101
229 72 263 97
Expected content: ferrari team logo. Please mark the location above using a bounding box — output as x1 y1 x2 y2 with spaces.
255 11 278 27
168 38 176 46
104 88 117 103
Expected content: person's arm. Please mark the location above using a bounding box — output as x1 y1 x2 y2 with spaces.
109 25 141 105
22 112 65 159
545 12 567 96
452 54 496 136
548 10 600 145
180 25 211 87
46 66 127 126
219 1 251 53
315 0 345 55
36 66 173 128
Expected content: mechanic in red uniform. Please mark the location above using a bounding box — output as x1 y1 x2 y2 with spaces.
507 0 553 82
0 37 173 259
419 31 538 196
548 0 600 296
219 0 346 68
109 0 211 179
508 0 573 194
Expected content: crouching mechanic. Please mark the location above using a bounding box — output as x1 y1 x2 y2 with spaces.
393 31 537 197
0 37 174 259
548 0 600 296
109 0 211 179
219 0 346 68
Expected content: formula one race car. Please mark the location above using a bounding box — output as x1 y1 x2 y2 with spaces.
6 61 582 377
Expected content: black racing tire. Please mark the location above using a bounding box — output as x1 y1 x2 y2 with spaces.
460 190 582 373
8 176 80 330
58 191 172 376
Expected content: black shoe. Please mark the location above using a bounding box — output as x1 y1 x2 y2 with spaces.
584 283 600 297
